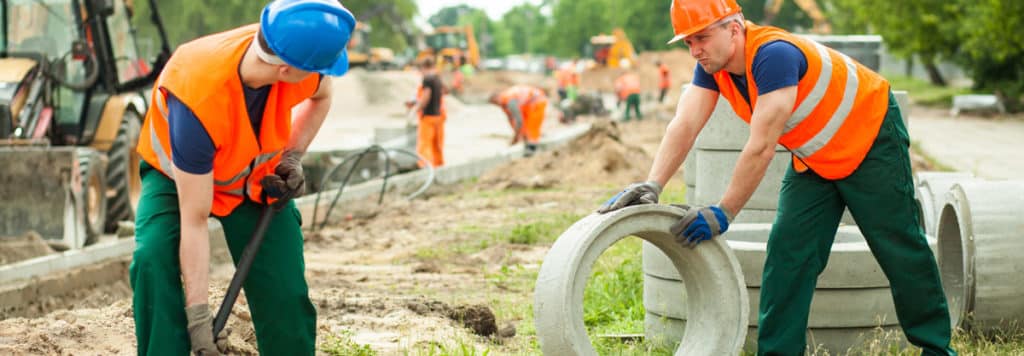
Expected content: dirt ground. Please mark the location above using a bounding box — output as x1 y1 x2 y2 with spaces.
0 116 669 355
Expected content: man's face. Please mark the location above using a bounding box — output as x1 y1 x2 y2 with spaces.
683 22 736 74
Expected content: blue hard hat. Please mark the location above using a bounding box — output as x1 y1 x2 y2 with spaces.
260 0 356 76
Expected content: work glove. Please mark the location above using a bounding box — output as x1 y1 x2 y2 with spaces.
261 150 305 208
185 304 228 355
670 204 734 248
596 181 662 214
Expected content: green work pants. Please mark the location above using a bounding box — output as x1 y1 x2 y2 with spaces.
623 93 642 121
130 162 316 356
757 93 955 355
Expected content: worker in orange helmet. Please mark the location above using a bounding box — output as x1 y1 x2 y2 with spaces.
614 69 642 121
132 0 355 354
657 59 671 103
407 57 447 167
598 0 955 354
489 85 548 157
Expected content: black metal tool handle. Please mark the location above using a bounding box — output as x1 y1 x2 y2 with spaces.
212 204 275 336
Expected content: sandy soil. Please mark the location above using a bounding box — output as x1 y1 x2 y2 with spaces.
0 117 669 355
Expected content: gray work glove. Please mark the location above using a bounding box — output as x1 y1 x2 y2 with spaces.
669 204 734 248
596 181 662 214
261 150 305 207
185 304 227 356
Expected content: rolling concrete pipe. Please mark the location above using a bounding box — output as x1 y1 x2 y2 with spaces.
936 180 1024 331
914 172 975 237
534 204 748 356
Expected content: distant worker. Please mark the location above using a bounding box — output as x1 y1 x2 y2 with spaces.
407 57 446 167
657 60 671 103
554 63 578 102
489 85 548 156
132 0 355 355
614 70 642 121
598 1 955 355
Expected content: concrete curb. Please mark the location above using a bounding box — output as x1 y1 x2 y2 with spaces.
644 224 934 289
0 123 595 295
644 311 905 354
937 180 1024 331
643 274 899 328
534 204 748 356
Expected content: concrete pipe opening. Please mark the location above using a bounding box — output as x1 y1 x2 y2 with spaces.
938 181 1024 331
534 204 748 356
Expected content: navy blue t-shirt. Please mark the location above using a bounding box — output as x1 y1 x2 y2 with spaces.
167 84 271 174
692 40 808 104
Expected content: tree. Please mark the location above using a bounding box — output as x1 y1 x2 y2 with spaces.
497 4 548 55
344 0 420 52
829 0 961 86
955 0 1024 111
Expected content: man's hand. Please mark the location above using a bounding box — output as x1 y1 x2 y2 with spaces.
670 205 734 248
596 181 662 214
261 150 305 206
185 304 227 355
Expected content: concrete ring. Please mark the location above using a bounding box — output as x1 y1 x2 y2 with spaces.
534 204 749 356
643 274 899 328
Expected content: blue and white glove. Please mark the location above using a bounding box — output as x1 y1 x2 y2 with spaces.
670 205 734 247
597 181 662 214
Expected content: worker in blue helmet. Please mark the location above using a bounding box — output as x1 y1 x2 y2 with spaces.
129 1 354 355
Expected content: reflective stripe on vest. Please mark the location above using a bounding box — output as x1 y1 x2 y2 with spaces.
788 43 859 157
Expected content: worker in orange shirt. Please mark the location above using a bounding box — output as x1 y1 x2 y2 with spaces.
406 57 446 167
489 85 548 157
615 70 642 121
657 60 671 103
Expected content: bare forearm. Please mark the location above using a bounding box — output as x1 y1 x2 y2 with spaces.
719 144 775 214
288 96 331 152
180 218 210 306
647 118 698 187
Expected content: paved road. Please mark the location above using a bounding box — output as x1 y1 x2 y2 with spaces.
908 107 1024 180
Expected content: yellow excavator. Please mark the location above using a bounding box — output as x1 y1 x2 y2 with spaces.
764 0 832 34
347 21 396 70
588 28 636 68
417 25 480 70
0 0 171 249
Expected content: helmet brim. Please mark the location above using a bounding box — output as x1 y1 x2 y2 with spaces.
666 33 687 45
318 50 349 76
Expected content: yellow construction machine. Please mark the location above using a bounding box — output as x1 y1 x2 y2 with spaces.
764 0 832 34
588 28 636 68
348 21 396 70
417 25 479 70
0 0 170 249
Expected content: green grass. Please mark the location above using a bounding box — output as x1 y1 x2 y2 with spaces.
911 140 956 172
321 330 377 356
414 212 582 261
886 75 973 108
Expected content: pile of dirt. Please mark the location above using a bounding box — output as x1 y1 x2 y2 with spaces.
479 120 651 189
0 231 55 265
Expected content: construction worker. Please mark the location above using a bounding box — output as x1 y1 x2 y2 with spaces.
657 60 671 103
489 85 548 157
614 70 642 121
409 57 446 167
131 1 355 355
598 0 955 355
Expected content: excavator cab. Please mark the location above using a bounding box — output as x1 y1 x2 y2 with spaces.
419 25 479 70
0 0 170 249
586 28 636 69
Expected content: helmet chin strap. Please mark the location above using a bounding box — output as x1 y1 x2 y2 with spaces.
252 33 286 66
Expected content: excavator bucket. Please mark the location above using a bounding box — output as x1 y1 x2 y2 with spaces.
0 146 106 250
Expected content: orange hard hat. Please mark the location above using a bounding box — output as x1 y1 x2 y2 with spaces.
667 0 742 44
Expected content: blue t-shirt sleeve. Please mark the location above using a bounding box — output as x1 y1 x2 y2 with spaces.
167 93 215 174
752 40 807 95
691 63 719 92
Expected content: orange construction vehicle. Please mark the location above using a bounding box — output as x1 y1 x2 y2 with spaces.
417 25 480 70
588 28 636 68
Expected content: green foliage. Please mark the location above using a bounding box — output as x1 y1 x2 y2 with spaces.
956 0 1024 112
320 330 377 356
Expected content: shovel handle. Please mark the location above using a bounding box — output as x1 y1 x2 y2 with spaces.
212 204 275 336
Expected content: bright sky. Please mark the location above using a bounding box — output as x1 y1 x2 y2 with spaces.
415 0 546 21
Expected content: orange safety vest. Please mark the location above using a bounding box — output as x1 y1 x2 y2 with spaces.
712 22 889 180
137 24 321 216
658 64 671 89
615 73 641 100
498 85 546 111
